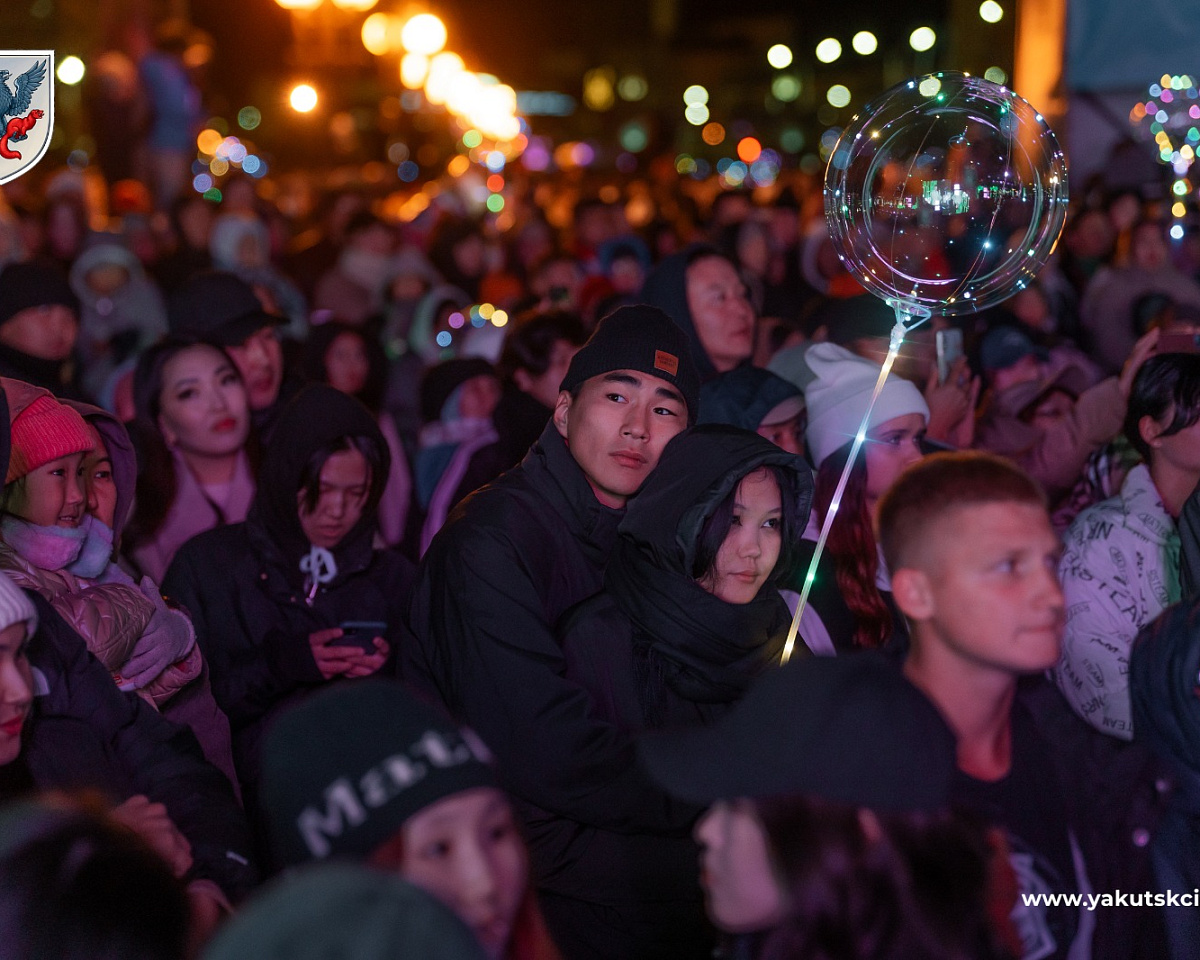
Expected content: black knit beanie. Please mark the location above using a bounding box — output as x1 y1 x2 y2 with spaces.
0 262 79 326
259 680 498 868
560 304 701 421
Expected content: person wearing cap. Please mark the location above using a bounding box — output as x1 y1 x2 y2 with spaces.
0 261 87 400
640 246 755 383
787 342 930 654
162 385 411 793
976 324 1159 508
1055 353 1200 743
0 388 255 933
257 681 559 960
123 337 256 582
167 270 304 446
0 378 202 711
548 425 811 957
811 295 978 448
879 452 1094 960
697 365 806 455
402 304 702 956
638 653 1006 960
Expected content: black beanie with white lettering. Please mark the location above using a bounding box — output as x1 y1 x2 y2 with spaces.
259 680 498 869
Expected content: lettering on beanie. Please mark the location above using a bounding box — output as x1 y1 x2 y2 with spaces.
654 350 679 377
296 729 482 858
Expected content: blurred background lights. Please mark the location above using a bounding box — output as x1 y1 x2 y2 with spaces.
397 160 419 182
361 13 390 55
424 52 464 105
242 155 262 175
684 103 710 125
826 84 851 108
330 0 379 10
197 128 224 155
289 84 318 112
815 38 842 63
617 74 648 101
275 0 321 9
486 194 505 212
979 1 1004 23
401 13 447 55
1173 201 1187 218
1172 224 1186 239
462 129 483 148
737 137 762 163
909 27 937 51
57 56 85 85
400 53 429 88
771 75 801 102
683 84 709 106
984 66 1008 84
702 122 726 145
619 121 648 152
583 68 616 111
766 44 793 69
436 331 452 348
852 31 877 55
237 106 261 130
918 76 942 97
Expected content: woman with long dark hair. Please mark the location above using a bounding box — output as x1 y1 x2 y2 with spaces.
125 337 256 582
792 343 930 653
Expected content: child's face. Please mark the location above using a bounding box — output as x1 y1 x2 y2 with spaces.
906 501 1065 677
7 452 87 529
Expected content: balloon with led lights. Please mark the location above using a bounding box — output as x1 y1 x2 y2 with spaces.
824 72 1069 319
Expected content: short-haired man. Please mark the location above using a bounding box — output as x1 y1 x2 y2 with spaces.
879 452 1093 960
168 271 303 445
403 305 702 957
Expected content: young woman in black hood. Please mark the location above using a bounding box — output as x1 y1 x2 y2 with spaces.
561 423 812 732
162 384 415 793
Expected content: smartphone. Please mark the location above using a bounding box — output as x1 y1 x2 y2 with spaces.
936 328 964 384
1158 331 1200 354
337 621 388 652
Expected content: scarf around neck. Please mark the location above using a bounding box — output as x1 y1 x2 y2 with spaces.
1 514 89 571
604 536 790 707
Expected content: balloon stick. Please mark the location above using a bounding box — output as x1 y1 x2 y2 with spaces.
781 301 929 664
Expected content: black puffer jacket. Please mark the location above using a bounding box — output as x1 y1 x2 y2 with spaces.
562 423 812 732
23 591 257 901
163 386 414 789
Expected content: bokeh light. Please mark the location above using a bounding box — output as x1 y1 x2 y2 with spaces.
683 84 709 106
57 56 85 85
400 13 447 55
361 13 391 55
237 106 261 130
772 75 801 102
289 84 318 113
702 122 726 145
984 66 1008 85
737 137 762 163
852 31 878 55
618 75 648 101
583 68 616 111
815 38 842 63
826 84 851 108
979 1 1004 23
331 0 378 10
400 53 429 88
910 27 937 52
767 44 793 69
684 103 710 125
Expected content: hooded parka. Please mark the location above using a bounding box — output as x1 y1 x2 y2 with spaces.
162 386 414 789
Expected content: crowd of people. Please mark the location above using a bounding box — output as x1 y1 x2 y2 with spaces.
3 128 1200 960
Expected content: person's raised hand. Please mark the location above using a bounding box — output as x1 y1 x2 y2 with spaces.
1119 327 1162 398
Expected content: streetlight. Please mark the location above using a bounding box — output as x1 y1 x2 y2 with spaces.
401 13 447 56
289 83 318 112
275 0 321 9
331 0 378 9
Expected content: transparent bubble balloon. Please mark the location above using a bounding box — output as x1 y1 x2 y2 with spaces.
824 72 1068 318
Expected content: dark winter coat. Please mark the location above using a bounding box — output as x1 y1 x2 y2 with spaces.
402 419 697 812
162 387 414 788
22 591 257 901
1131 599 1200 960
562 424 811 732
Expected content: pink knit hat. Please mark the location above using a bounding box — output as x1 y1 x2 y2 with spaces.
6 393 94 484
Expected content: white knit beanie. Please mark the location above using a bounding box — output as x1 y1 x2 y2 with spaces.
0 573 37 642
803 342 930 469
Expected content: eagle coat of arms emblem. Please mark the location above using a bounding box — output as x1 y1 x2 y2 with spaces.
0 51 54 185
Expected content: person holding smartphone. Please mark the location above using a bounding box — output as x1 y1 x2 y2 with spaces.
163 385 415 796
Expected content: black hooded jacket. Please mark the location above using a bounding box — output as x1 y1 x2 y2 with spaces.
640 246 747 384
561 424 812 732
163 386 414 787
1132 600 1200 959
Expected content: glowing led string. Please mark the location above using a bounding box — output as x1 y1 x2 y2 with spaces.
781 302 930 665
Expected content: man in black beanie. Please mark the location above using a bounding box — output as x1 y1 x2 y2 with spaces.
0 262 86 399
403 304 702 959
